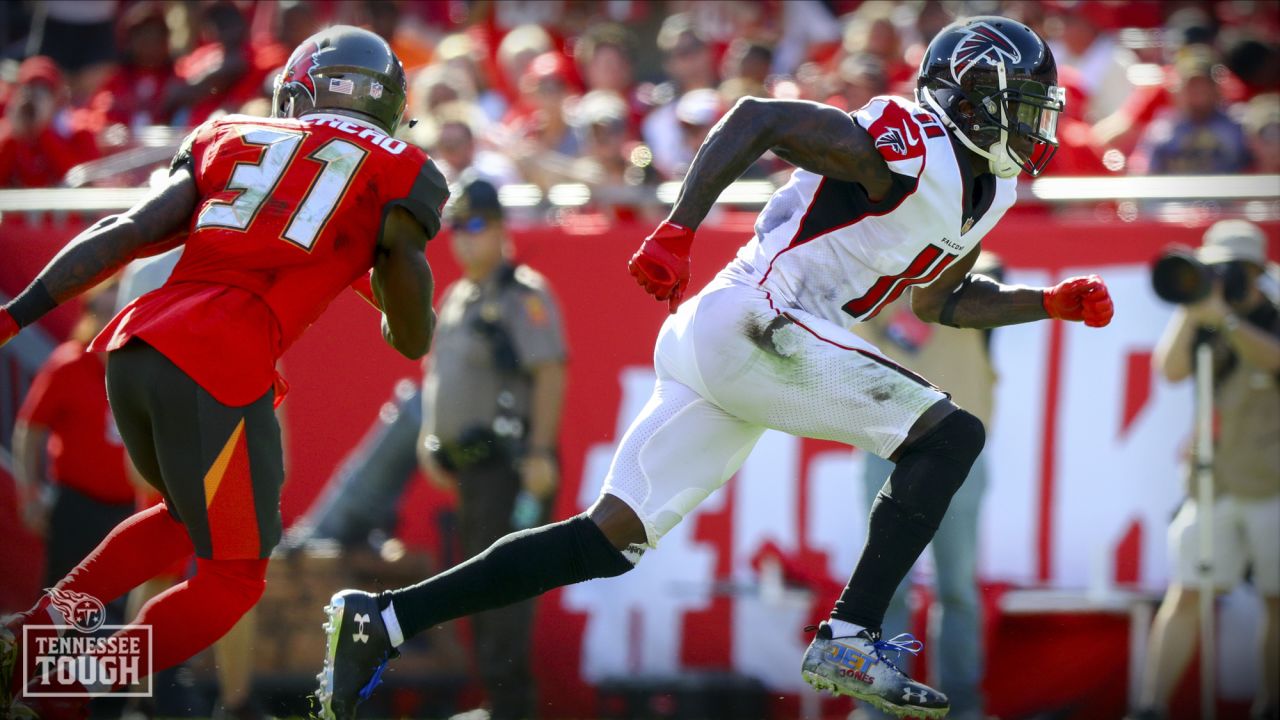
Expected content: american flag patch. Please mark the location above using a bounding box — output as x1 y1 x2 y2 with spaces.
370 81 383 100
329 77 355 95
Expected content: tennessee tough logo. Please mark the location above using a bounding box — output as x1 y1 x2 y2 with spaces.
950 22 1021 82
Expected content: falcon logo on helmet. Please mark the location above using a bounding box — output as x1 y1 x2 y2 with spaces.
950 22 1021 82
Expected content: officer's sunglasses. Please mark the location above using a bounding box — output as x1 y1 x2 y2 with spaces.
450 216 489 234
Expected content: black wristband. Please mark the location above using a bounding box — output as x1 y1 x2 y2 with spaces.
6 279 58 328
938 275 973 328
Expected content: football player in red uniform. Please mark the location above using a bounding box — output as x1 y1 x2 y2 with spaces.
0 26 447 713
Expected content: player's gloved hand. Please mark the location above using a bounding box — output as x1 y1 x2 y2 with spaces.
1043 274 1114 328
0 308 19 349
629 221 694 314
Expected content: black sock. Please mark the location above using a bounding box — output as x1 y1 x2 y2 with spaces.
832 409 985 630
381 514 634 640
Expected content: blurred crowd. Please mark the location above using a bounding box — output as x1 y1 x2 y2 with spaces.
0 0 1277 195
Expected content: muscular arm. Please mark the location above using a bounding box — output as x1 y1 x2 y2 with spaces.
667 97 892 230
373 206 436 359
30 168 198 304
911 245 1050 328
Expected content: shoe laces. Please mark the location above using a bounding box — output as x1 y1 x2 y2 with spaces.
871 633 924 673
357 651 393 702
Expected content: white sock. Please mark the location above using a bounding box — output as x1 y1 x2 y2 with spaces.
380 603 405 648
827 619 867 639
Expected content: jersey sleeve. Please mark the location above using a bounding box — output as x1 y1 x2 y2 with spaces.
386 155 450 239
853 97 943 180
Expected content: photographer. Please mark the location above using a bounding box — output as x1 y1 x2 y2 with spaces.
1132 220 1280 720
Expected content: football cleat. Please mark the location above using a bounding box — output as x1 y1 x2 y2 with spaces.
315 590 397 720
801 622 949 719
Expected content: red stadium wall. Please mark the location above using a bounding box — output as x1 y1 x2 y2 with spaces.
2 214 1278 719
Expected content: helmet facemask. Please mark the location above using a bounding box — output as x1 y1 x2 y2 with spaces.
921 59 1065 178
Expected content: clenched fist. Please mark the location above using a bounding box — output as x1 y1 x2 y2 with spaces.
628 221 695 314
1043 274 1114 328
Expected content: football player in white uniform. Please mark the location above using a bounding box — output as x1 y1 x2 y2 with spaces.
318 16 1114 720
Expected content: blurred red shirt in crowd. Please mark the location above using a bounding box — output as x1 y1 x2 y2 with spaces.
88 2 177 130
0 56 100 187
17 340 133 505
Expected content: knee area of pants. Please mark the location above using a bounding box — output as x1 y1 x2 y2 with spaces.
946 409 986 459
193 559 268 601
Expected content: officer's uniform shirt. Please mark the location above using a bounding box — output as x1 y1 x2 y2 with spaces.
423 262 567 446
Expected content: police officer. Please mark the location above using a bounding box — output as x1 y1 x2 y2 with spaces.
419 176 567 720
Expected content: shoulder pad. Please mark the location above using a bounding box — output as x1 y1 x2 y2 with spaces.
386 156 449 238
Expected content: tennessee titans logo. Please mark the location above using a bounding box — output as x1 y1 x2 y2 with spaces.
46 587 107 633
950 22 1021 82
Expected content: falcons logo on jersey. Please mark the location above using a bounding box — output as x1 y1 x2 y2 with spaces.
950 22 1021 82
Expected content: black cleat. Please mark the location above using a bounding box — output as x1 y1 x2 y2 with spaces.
315 590 397 720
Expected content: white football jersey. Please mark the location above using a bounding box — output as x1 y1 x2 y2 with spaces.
721 95 1017 329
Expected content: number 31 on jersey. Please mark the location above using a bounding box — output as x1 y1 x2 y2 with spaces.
196 127 368 251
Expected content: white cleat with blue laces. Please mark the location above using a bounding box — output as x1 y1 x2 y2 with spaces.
801 621 949 718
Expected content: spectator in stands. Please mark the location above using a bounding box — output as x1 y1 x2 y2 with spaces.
495 24 554 114
435 33 509 128
668 88 723 180
1133 220 1280 720
1047 1 1135 121
0 56 99 188
359 0 432 74
642 14 718 180
852 252 1005 720
571 89 657 195
12 281 132 590
1244 94 1280 173
89 2 176 131
419 177 567 720
26 0 117 105
575 23 644 129
506 52 581 188
416 102 521 187
1131 49 1251 175
719 39 773 102
841 2 915 95
164 2 266 127
252 0 322 81
832 53 889 113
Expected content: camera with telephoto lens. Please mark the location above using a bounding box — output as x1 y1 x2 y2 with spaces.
1151 247 1250 305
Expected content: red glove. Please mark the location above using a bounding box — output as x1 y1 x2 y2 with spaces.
1043 274 1114 328
350 273 383 311
629 221 694 314
0 308 18 348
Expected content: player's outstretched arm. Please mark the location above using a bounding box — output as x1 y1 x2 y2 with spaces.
0 168 197 344
912 245 1114 329
667 97 892 230
372 206 435 359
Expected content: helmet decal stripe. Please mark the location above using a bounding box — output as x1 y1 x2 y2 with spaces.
950 22 1022 82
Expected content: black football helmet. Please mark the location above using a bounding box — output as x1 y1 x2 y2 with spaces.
916 16 1064 178
273 25 407 134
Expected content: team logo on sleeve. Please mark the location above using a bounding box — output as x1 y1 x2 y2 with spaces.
867 101 926 163
950 22 1021 82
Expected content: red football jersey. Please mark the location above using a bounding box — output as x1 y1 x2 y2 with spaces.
91 113 449 406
